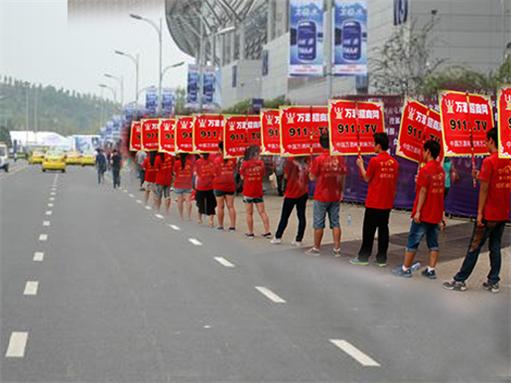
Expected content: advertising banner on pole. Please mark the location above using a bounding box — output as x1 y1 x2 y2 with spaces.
333 0 368 76
175 116 194 153
140 118 160 151
145 86 158 115
193 114 224 153
328 99 384 155
396 99 443 163
289 0 324 77
280 106 328 156
439 90 493 157
497 86 511 159
161 88 175 116
261 109 281 155
202 66 216 110
186 64 199 109
158 118 176 154
129 121 142 152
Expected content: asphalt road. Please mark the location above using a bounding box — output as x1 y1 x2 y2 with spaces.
1 164 510 383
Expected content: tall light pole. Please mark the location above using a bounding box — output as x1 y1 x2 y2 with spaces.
162 61 185 81
115 50 140 104
99 83 117 103
104 73 124 105
130 13 162 114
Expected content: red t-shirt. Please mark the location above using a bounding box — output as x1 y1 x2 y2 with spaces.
240 159 265 198
365 152 399 210
284 158 309 199
213 157 237 192
173 157 193 190
143 157 157 183
194 158 216 191
411 160 445 224
311 153 347 202
478 153 511 221
154 154 174 186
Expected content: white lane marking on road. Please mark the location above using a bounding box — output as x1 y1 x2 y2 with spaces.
49 197 55 201
136 200 142 204
45 210 52 216
43 221 50 227
255 286 286 303
50 192 56 196
23 281 39 296
123 189 128 193
39 234 48 241
169 224 180 231
214 257 235 268
145 205 152 210
129 193 134 198
329 339 381 367
155 214 164 219
5 332 28 358
188 238 202 246
48 203 54 207
33 252 44 262
52 174 59 185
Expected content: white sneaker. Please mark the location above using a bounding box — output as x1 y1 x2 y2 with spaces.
305 247 320 256
270 237 282 245
333 248 342 257
291 240 302 247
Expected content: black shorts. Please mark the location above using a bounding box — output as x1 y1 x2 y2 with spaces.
196 190 217 215
214 190 235 197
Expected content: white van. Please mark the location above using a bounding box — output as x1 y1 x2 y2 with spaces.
0 143 10 172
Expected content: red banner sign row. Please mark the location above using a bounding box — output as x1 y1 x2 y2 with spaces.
223 115 261 158
140 118 160 152
280 106 328 156
396 99 443 163
328 100 385 155
498 86 511 159
175 116 194 153
439 90 493 157
260 109 281 155
158 118 176 154
129 121 142 151
193 114 224 153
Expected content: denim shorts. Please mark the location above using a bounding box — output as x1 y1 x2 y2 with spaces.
214 190 235 197
313 200 340 229
174 188 192 195
406 221 440 252
154 184 171 199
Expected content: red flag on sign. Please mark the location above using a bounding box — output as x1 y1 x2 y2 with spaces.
280 106 328 156
158 118 176 154
140 118 160 151
396 99 443 163
193 114 224 153
261 109 281 155
175 116 194 153
497 86 511 159
129 121 142 151
328 99 385 156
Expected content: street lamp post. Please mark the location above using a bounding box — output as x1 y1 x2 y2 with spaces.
115 50 140 104
104 73 124 105
130 14 162 115
99 83 117 103
162 61 185 81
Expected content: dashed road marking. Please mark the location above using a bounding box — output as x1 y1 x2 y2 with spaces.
123 189 128 193
188 238 202 246
49 197 55 201
136 200 142 204
129 193 134 198
168 224 181 231
43 221 50 227
45 210 52 216
23 281 39 296
255 286 286 303
155 214 164 219
39 234 48 241
214 257 235 268
48 203 54 207
329 339 381 367
50 192 56 196
33 252 44 262
145 206 152 210
5 332 28 358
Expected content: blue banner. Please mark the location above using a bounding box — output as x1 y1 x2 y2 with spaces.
161 88 175 115
186 64 199 109
333 0 367 76
289 0 324 77
145 86 158 114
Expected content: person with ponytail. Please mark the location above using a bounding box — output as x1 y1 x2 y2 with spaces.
213 142 237 231
173 153 194 220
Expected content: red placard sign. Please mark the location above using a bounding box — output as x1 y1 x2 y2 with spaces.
140 118 159 151
498 86 511 159
396 99 443 163
129 121 141 151
440 90 493 157
224 115 249 158
193 114 224 153
280 106 328 156
261 109 280 155
158 118 176 154
175 116 194 153
328 99 385 155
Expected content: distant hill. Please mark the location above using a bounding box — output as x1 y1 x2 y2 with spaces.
0 76 118 137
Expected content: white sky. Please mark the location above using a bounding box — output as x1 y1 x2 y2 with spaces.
0 0 194 103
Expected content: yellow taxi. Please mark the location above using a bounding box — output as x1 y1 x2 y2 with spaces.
29 150 45 164
66 150 82 165
42 150 66 172
81 151 96 166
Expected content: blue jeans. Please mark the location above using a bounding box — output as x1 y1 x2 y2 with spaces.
454 221 506 284
406 221 439 253
313 200 340 229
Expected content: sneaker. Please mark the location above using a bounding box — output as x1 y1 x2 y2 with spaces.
482 281 500 293
332 248 342 257
270 237 282 245
442 280 467 291
291 240 302 247
392 265 412 278
245 233 255 239
216 226 224 231
228 227 236 232
262 232 272 239
373 260 387 268
305 247 320 256
421 269 437 280
350 257 369 266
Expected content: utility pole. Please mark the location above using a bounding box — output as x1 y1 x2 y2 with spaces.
25 83 29 145
326 0 333 101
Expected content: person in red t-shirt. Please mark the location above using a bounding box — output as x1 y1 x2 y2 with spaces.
270 157 309 246
213 142 237 231
142 152 158 205
351 133 399 267
445 128 511 293
153 153 174 214
173 153 194 220
194 153 217 227
306 134 346 256
240 145 271 238
394 140 446 279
